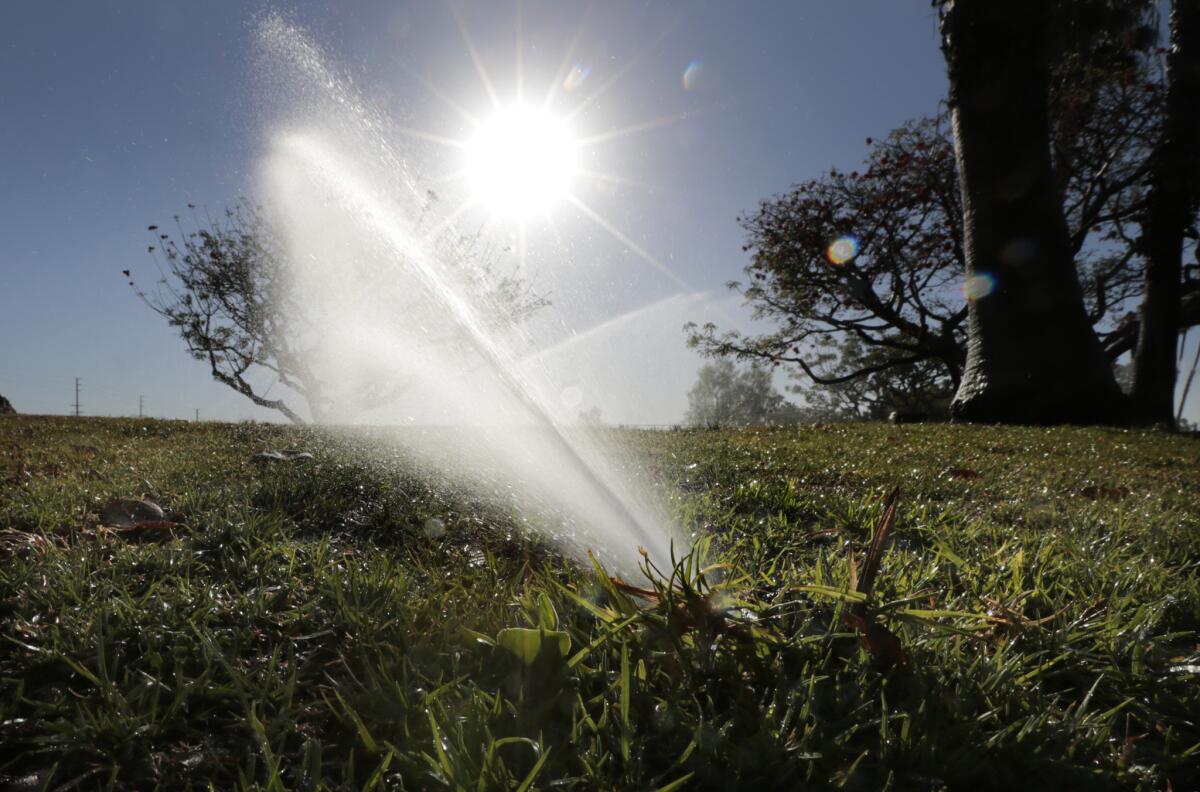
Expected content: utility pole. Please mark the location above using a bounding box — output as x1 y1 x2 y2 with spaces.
194 408 200 422
72 378 82 417
139 395 144 418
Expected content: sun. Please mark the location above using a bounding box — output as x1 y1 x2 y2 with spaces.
398 7 692 288
464 105 577 218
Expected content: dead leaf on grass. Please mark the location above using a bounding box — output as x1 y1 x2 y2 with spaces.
95 498 183 540
841 610 908 666
0 529 65 558
841 486 908 666
99 498 169 527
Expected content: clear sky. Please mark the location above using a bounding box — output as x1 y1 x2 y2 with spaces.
2 2 1193 424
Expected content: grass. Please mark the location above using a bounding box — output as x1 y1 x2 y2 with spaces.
0 415 1197 790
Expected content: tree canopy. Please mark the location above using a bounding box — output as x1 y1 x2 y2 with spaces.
687 34 1199 422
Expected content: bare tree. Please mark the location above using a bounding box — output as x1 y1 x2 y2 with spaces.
129 203 547 424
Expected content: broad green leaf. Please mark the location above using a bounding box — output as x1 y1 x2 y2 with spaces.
496 627 571 665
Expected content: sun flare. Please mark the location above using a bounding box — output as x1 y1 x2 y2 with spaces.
465 105 576 218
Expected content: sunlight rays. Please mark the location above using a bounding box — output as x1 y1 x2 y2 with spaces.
448 1 500 110
419 196 478 245
575 168 661 195
394 126 469 149
574 109 697 148
392 3 693 293
515 0 524 104
398 62 481 127
541 7 594 110
564 193 691 292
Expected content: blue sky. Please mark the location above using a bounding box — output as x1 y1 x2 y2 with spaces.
2 2 1191 423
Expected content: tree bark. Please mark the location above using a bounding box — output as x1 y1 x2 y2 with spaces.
940 0 1127 424
1132 0 1200 427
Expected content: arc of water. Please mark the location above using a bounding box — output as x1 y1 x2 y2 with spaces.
276 132 668 565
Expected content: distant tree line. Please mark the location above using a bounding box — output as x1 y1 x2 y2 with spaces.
683 357 946 427
684 360 806 427
690 0 1198 427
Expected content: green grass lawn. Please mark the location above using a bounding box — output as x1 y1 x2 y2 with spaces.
1 415 1197 790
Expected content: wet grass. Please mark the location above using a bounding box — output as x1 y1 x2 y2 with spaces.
0 415 1197 790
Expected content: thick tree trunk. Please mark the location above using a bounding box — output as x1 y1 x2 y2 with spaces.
1132 0 1200 427
940 0 1127 424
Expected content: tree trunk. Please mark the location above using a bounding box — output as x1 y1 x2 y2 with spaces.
940 0 1127 424
1132 0 1200 427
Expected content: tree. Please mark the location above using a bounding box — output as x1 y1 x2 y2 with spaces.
687 118 969 394
689 1 1190 425
935 0 1139 424
130 203 546 424
1132 0 1200 425
688 78 1158 412
799 335 955 422
684 360 802 427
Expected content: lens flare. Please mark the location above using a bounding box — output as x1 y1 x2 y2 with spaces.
962 273 996 301
826 235 859 265
682 59 704 91
561 384 583 408
562 63 590 92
